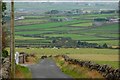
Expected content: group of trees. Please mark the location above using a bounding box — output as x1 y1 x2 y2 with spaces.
15 35 109 49
45 10 59 14
51 37 109 48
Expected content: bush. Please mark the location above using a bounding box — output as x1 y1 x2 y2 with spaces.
102 43 108 48
2 50 8 58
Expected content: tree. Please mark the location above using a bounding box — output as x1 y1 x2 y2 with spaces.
50 10 59 14
102 43 108 48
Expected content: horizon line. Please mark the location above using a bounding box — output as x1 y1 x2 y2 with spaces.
3 0 119 2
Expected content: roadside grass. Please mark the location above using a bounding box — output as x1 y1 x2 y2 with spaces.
54 57 103 78
15 64 32 78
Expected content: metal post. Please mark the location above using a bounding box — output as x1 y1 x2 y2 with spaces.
0 0 2 70
10 0 15 78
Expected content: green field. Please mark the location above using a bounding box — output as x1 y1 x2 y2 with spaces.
72 14 118 19
15 19 91 30
71 22 93 27
44 34 106 40
12 48 119 69
87 40 119 46
15 23 119 46
15 13 119 47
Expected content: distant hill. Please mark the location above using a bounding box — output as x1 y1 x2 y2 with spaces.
6 2 118 15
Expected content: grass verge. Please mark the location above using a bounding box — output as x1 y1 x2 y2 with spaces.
15 64 32 78
54 57 103 78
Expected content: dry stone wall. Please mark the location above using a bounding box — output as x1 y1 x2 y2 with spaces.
0 57 10 79
54 55 120 80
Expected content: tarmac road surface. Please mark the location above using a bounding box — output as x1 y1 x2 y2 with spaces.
28 58 72 78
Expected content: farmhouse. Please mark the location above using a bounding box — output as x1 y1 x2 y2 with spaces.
109 18 119 23
50 17 73 22
15 16 25 21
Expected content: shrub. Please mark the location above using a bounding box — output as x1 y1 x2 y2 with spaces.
2 50 8 58
102 43 108 48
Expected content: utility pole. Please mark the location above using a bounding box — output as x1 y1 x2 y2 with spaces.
0 0 2 70
10 0 15 78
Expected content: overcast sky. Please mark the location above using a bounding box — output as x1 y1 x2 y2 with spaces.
3 0 119 2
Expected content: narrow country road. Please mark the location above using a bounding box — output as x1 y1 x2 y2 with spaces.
28 58 72 78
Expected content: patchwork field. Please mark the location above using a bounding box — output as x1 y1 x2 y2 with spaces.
13 13 119 69
15 22 119 46
14 12 119 47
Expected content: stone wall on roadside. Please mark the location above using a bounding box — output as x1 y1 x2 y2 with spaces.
0 57 10 79
54 55 120 80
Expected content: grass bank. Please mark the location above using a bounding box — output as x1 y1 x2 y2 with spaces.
54 57 103 78
15 65 32 78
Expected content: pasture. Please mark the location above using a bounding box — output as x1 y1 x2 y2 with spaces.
13 48 119 69
15 19 48 26
71 22 93 27
15 22 119 46
15 19 91 30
